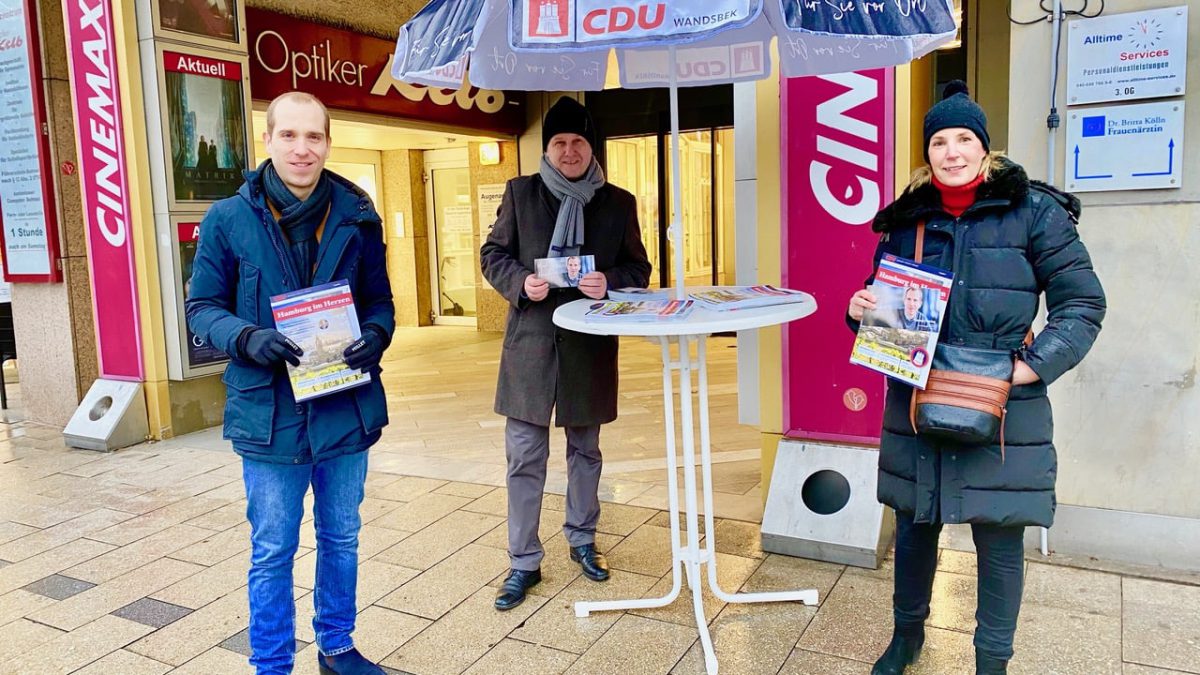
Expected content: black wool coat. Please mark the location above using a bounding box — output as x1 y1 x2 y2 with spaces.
481 175 652 428
854 157 1106 527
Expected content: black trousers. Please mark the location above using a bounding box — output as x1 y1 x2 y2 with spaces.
892 511 1026 660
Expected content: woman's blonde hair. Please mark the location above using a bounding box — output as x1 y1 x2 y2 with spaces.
907 150 1006 192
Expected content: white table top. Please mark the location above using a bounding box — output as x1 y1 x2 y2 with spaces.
552 291 818 337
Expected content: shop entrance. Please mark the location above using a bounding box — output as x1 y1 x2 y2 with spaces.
588 85 736 290
605 128 734 289
423 148 475 325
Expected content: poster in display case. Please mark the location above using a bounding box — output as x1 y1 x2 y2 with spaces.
158 45 253 210
166 215 228 378
0 0 61 282
150 0 247 50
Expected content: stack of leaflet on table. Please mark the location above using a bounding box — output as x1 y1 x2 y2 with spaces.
583 299 696 322
688 285 808 311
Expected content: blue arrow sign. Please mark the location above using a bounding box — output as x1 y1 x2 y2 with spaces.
1132 139 1175 177
1074 145 1113 180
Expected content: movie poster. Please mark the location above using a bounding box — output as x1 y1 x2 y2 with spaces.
158 0 238 42
177 220 227 368
163 50 248 204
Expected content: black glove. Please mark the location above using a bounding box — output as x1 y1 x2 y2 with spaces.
241 328 303 367
343 325 388 372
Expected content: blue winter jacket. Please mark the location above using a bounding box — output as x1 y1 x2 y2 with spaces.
186 167 395 464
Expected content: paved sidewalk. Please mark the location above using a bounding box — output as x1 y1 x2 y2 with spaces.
0 329 1196 674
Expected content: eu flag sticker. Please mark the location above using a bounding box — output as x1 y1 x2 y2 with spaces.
1082 116 1106 137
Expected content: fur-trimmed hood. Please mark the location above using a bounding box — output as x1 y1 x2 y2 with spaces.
873 155 1081 233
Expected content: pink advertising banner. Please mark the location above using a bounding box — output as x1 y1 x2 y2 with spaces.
781 68 894 445
62 0 143 380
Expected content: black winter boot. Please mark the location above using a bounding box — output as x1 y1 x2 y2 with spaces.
976 651 1008 674
871 630 925 675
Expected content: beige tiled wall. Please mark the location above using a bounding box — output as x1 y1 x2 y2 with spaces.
469 142 519 333
382 150 432 327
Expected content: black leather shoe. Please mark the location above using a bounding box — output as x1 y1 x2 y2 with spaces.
975 652 1008 675
871 631 925 675
569 543 610 582
495 568 541 611
317 647 385 675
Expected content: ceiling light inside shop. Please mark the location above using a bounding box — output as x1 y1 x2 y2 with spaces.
479 141 501 165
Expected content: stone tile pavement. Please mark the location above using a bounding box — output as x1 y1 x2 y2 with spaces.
0 329 1197 674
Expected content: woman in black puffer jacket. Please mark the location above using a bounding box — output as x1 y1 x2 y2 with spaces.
846 82 1106 675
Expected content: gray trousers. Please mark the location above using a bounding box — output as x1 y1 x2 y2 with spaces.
505 417 602 570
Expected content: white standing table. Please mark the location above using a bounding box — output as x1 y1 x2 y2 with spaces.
553 294 820 675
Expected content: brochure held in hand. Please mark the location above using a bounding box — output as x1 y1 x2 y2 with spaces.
849 255 953 389
271 280 370 402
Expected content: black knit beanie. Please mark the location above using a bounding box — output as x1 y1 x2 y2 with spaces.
923 80 989 161
542 97 596 151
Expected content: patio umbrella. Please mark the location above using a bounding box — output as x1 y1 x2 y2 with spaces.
392 0 958 299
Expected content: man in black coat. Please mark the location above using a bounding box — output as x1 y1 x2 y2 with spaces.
481 97 651 611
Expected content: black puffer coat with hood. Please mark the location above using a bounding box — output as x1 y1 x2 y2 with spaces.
852 155 1106 527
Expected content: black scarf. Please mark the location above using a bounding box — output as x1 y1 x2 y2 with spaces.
262 161 331 285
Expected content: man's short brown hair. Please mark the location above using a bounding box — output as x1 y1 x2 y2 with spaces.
265 92 330 137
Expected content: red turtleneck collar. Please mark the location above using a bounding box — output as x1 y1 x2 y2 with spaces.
932 173 984 217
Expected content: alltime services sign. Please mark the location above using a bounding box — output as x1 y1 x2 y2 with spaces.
1066 5 1188 105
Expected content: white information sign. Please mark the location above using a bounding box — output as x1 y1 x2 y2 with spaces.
0 2 53 277
1067 6 1188 106
476 183 505 232
1065 100 1184 193
441 205 474 235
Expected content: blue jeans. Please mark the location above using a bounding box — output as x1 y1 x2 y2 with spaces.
243 451 368 675
892 511 1026 660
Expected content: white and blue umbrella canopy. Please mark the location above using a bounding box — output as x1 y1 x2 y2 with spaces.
392 0 958 90
392 0 958 300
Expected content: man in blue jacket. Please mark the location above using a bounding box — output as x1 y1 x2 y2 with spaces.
187 92 393 675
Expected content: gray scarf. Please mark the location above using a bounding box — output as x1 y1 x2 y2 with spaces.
539 156 605 257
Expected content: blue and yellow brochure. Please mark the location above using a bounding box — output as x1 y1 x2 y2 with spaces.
270 280 370 402
849 255 953 389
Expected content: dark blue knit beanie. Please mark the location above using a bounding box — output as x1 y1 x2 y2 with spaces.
542 97 596 151
923 80 989 161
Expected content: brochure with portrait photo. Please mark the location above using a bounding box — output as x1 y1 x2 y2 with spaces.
849 255 953 389
534 254 595 288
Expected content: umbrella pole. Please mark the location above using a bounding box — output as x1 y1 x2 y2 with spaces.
668 46 685 301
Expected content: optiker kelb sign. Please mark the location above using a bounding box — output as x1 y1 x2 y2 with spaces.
515 0 758 48
246 8 523 135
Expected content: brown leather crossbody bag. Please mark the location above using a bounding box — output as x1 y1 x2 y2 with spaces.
907 221 1030 456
